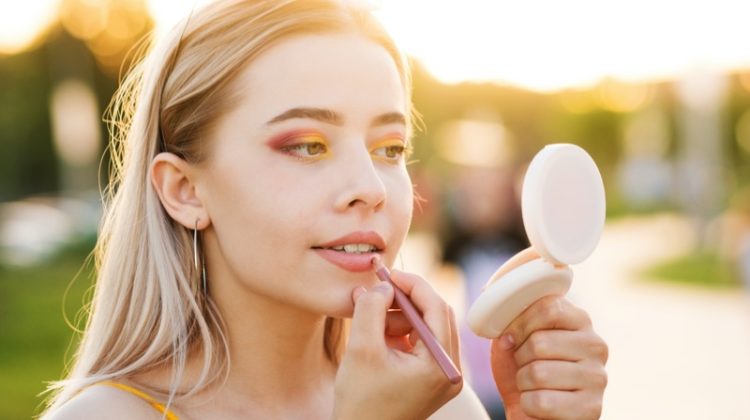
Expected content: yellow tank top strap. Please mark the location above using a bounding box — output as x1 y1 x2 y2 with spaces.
99 380 180 420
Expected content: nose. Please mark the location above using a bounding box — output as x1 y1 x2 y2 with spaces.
333 149 387 213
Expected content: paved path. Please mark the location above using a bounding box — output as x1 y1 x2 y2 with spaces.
408 214 750 419
571 214 750 420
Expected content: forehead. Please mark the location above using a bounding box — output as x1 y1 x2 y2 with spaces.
229 33 406 124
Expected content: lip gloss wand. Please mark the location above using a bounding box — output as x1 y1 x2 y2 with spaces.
371 255 462 385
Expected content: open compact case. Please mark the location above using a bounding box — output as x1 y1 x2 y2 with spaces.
467 143 606 339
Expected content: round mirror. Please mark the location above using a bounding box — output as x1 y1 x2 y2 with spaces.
521 144 606 265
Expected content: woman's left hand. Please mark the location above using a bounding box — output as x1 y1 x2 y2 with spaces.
490 295 608 420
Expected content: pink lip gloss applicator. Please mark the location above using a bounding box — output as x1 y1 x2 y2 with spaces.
371 255 462 385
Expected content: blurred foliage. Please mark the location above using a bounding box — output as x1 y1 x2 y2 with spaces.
0 239 94 419
0 46 57 201
2 6 750 212
409 62 750 217
642 251 741 289
0 0 152 201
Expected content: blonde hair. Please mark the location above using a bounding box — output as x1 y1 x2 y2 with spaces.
43 0 412 414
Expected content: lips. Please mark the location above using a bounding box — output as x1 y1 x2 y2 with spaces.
313 231 385 273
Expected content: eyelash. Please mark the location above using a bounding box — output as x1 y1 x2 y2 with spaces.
278 132 330 161
370 132 412 163
278 134 411 163
281 142 329 159
372 143 412 162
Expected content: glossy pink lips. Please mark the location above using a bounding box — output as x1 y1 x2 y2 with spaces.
314 249 379 272
313 231 385 273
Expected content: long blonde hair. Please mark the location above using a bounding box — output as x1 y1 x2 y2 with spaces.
43 0 412 413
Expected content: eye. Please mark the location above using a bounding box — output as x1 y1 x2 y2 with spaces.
373 144 406 159
283 141 328 158
276 131 331 160
371 138 411 163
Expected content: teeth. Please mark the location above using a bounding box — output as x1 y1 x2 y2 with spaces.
331 243 377 253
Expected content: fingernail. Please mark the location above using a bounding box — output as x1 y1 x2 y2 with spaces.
352 286 367 302
499 334 515 350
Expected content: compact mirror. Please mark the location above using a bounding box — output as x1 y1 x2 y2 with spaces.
467 144 605 338
522 144 606 265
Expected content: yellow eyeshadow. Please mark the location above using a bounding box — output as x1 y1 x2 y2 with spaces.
370 135 410 162
295 133 327 143
370 135 406 151
282 133 332 160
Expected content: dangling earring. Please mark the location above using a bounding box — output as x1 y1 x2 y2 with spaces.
194 218 207 293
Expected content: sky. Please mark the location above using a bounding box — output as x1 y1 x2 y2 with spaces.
1 0 750 92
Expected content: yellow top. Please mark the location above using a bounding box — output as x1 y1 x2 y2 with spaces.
100 381 180 420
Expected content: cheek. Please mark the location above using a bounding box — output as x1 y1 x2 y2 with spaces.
206 184 309 299
201 157 304 264
388 169 414 235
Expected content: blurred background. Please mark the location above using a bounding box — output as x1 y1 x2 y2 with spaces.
1 0 749 418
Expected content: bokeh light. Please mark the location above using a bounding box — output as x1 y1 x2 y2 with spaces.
146 0 214 36
49 79 101 168
0 0 60 54
60 0 150 75
597 80 653 113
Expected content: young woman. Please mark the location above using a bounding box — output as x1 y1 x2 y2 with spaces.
43 1 608 418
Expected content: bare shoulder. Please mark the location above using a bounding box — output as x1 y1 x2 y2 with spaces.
43 384 163 420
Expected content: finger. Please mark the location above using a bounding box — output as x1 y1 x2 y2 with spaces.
409 329 420 348
385 335 413 352
406 304 461 368
514 329 609 368
385 310 412 337
520 389 603 420
516 360 607 392
501 296 592 351
490 337 523 419
347 282 394 355
383 309 414 351
388 270 453 352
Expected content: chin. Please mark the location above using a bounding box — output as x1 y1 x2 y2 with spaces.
315 276 380 318
325 299 356 319
314 287 358 318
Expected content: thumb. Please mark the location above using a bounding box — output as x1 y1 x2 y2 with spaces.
490 335 524 417
348 282 394 350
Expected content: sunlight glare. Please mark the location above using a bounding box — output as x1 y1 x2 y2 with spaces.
147 0 214 37
0 0 60 54
376 0 750 92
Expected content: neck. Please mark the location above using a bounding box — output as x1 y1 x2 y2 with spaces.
201 269 338 416
218 285 336 398
136 274 338 418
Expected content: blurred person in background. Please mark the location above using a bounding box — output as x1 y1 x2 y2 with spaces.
41 1 608 419
441 162 528 419
435 123 528 419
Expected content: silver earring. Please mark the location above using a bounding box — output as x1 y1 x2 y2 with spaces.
193 219 207 293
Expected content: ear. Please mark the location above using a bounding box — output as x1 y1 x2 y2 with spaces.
150 152 210 230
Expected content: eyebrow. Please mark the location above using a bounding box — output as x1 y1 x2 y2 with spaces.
265 107 406 128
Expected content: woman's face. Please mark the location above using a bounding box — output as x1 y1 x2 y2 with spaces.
195 33 413 317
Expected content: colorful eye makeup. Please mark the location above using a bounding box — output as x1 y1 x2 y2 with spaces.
266 129 331 161
370 133 411 163
266 129 409 163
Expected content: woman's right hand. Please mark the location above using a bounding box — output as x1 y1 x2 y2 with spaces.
333 271 463 420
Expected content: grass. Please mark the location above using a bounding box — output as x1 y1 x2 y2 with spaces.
0 239 95 419
641 250 743 289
